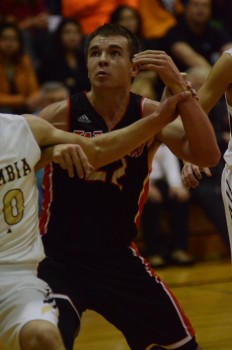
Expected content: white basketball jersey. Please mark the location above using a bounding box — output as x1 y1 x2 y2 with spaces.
0 113 45 264
223 49 232 166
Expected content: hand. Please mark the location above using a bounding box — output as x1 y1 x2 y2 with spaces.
181 162 211 188
169 186 190 201
157 90 191 125
132 50 186 93
52 144 95 179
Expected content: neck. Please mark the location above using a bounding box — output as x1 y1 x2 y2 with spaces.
87 87 131 130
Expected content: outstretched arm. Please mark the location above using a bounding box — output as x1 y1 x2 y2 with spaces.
197 51 232 113
23 91 190 172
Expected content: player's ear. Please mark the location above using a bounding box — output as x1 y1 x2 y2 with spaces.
130 62 139 78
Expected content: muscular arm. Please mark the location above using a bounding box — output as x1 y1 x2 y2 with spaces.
158 95 220 167
134 50 220 167
24 92 191 169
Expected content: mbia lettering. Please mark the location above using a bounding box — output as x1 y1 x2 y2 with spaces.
0 158 31 186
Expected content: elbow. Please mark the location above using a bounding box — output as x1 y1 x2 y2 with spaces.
209 149 221 167
194 147 221 168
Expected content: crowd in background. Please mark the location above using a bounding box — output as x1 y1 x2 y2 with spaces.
1 0 231 267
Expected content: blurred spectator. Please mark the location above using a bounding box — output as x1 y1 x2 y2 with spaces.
0 0 50 65
109 5 146 48
0 21 40 114
35 81 69 215
161 0 232 72
138 0 183 40
61 0 139 35
37 17 90 95
141 144 193 268
109 5 158 96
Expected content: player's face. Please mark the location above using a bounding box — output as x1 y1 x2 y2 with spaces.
87 35 137 89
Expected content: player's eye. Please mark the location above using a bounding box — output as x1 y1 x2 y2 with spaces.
111 50 121 57
90 50 100 57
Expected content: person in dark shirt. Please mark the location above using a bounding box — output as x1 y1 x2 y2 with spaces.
161 0 232 72
37 17 90 95
37 23 219 350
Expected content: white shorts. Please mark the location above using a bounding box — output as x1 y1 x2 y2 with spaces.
221 166 232 257
0 266 59 350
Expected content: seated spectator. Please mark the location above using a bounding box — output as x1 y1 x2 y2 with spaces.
109 5 147 49
0 21 40 114
37 81 69 108
161 0 232 72
138 0 183 40
141 144 194 268
0 0 50 65
37 17 90 95
61 0 139 35
110 5 158 94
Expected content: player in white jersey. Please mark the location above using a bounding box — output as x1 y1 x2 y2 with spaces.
0 91 198 350
0 113 66 350
181 48 232 254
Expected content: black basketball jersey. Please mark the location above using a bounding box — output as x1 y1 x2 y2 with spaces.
40 92 150 262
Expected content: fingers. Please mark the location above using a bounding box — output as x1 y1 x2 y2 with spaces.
181 164 201 188
73 145 95 179
181 164 211 188
201 167 212 177
53 144 94 179
132 50 171 70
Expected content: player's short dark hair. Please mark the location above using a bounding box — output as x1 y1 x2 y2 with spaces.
85 23 142 60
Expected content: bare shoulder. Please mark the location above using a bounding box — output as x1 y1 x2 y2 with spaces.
142 97 160 117
38 99 69 130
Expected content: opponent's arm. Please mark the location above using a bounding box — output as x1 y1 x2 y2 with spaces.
24 91 190 171
197 51 232 113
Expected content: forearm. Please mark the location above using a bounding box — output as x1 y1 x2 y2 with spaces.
178 97 220 167
172 43 211 70
91 112 174 168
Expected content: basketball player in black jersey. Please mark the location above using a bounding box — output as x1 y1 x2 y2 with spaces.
37 24 219 350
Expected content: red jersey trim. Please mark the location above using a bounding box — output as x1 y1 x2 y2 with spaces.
129 243 196 340
39 163 53 235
